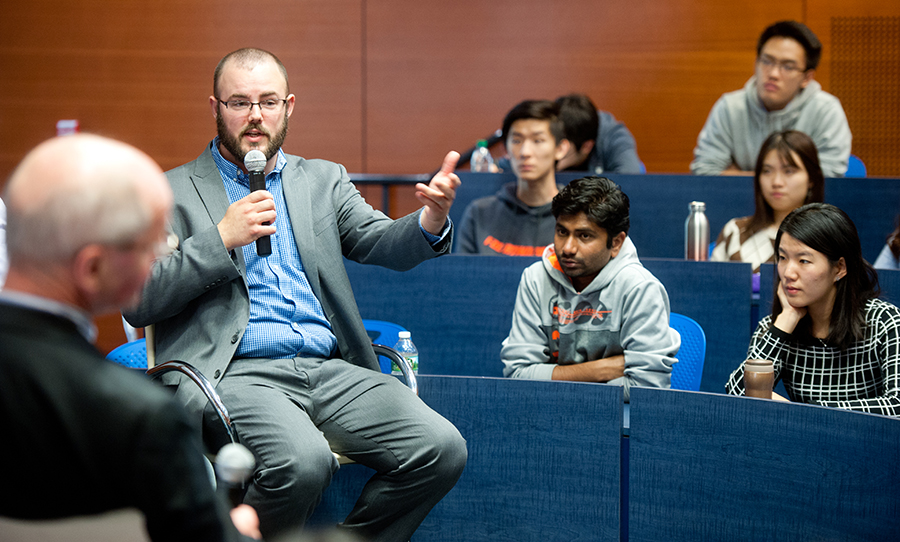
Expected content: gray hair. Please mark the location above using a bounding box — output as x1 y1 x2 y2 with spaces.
4 135 159 264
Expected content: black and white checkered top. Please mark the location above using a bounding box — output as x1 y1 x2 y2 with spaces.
726 298 900 417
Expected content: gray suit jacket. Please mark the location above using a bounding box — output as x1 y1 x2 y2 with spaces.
125 146 450 424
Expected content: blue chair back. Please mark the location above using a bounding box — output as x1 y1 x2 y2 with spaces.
362 319 409 374
669 313 706 391
846 154 867 177
106 338 148 369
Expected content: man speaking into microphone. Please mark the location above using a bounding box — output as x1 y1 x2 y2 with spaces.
124 48 467 541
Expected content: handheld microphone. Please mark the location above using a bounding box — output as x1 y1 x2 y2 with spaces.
214 443 256 507
243 149 271 257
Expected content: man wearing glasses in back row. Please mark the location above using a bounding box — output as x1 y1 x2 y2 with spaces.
691 20 851 177
124 48 467 541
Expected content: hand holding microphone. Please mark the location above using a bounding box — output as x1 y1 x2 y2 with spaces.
244 149 272 257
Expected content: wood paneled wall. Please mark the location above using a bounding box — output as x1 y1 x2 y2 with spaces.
2 0 898 178
1 0 897 352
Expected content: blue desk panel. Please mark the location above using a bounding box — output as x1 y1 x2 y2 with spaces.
448 172 900 262
417 376 623 541
629 259 751 394
824 177 900 264
346 255 535 377
310 376 624 541
628 387 900 541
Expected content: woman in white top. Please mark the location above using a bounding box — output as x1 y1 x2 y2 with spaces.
711 130 824 272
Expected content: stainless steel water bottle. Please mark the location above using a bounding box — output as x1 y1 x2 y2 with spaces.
685 201 709 261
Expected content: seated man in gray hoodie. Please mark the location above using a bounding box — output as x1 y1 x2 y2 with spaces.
691 20 851 177
501 176 679 401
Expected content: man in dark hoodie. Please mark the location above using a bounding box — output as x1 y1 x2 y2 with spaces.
456 100 571 256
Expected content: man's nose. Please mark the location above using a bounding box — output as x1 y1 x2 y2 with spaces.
247 103 264 122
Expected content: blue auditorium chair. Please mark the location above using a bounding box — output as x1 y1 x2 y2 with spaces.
105 337 148 369
846 154 867 177
669 313 706 391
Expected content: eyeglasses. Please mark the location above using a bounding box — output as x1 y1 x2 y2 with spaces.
757 56 806 75
217 98 287 113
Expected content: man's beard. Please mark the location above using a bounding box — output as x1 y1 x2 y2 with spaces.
216 111 289 164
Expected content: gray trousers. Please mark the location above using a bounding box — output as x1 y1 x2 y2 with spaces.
208 356 467 541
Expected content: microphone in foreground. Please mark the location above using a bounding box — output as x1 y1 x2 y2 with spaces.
243 149 271 257
215 443 256 507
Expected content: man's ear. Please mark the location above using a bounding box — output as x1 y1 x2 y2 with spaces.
71 245 106 302
554 138 572 162
285 93 296 118
209 96 220 120
609 231 627 258
579 139 595 158
800 68 816 90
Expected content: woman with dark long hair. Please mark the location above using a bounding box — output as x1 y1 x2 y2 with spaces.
711 130 824 272
726 203 900 416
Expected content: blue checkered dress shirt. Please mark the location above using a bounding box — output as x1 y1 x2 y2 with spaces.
211 138 337 359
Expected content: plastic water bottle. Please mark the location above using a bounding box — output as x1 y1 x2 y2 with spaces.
392 331 419 375
685 201 709 261
470 140 494 172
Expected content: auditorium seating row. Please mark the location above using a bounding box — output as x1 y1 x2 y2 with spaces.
310 377 900 541
449 172 900 263
353 172 900 263
347 251 900 389
346 254 750 394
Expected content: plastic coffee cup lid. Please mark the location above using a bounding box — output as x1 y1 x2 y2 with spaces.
745 359 774 372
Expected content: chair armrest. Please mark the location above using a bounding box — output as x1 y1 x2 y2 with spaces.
372 344 418 396
147 360 237 445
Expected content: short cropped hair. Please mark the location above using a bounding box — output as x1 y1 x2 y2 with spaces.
214 48 290 98
501 100 565 146
757 20 822 71
555 94 600 151
552 176 630 247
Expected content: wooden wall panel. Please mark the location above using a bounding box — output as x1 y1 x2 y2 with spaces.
365 0 803 174
0 0 364 180
807 0 900 89
0 0 364 353
807 0 900 177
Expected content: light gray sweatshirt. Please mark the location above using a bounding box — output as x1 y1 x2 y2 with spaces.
691 77 851 177
501 238 679 400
